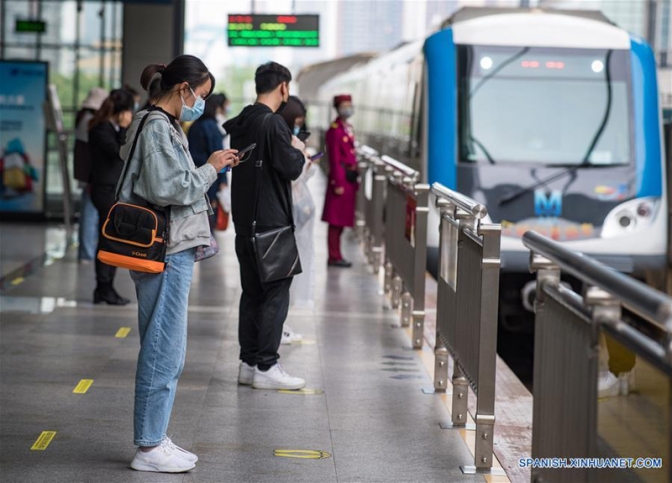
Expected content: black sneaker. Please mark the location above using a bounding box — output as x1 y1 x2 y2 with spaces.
328 259 352 268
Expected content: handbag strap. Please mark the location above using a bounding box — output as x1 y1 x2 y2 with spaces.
252 113 296 233
115 107 156 201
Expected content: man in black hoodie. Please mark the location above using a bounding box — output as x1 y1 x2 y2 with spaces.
224 62 306 390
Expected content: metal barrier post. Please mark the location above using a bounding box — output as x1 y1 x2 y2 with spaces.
411 184 429 349
400 291 412 327
391 274 402 309
384 259 393 296
464 223 501 474
433 344 449 393
433 198 453 393
369 160 386 274
354 159 368 242
450 366 471 428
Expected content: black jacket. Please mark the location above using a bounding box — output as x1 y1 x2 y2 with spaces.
224 104 305 236
89 121 128 187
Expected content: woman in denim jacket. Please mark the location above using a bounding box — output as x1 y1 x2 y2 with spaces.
117 55 238 473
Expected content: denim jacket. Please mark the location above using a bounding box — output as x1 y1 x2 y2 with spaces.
117 109 216 255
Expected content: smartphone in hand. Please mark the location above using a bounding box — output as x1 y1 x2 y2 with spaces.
220 143 256 173
309 152 324 162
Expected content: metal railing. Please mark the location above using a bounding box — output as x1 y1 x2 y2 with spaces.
382 155 429 349
355 145 386 273
431 182 504 476
524 230 672 483
355 145 429 348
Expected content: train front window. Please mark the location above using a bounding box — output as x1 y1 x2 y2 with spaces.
457 45 632 166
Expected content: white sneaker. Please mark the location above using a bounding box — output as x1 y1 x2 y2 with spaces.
598 370 620 398
130 438 196 473
281 325 303 345
164 436 198 463
619 370 635 395
252 363 306 390
238 361 255 385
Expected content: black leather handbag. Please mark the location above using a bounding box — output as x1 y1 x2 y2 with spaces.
251 115 302 283
342 163 359 183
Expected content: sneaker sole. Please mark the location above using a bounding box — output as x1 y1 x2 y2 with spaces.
130 460 196 473
252 380 306 390
238 378 253 386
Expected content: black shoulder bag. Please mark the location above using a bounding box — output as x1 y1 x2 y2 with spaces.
251 114 303 283
97 108 170 274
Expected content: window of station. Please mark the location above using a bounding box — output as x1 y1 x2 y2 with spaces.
0 0 123 214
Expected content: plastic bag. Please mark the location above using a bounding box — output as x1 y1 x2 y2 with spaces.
217 184 231 213
292 180 314 230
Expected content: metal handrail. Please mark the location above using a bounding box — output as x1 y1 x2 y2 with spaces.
431 182 487 220
523 230 672 330
380 154 418 178
359 145 379 158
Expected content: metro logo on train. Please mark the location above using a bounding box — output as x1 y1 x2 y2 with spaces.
534 190 562 217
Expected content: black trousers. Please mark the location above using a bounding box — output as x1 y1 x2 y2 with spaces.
91 185 117 290
235 235 293 369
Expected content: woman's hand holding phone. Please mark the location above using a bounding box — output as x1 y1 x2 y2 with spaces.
207 149 239 173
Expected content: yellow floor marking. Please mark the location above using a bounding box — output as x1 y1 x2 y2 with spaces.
11 277 24 286
73 379 94 394
291 339 316 345
31 431 56 451
115 327 131 338
277 388 324 395
273 449 331 459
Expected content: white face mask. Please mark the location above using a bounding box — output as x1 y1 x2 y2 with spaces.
339 106 354 119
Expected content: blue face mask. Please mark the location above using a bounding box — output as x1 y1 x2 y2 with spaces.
180 86 205 122
293 125 300 136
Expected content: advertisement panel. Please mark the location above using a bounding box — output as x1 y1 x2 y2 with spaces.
0 60 48 214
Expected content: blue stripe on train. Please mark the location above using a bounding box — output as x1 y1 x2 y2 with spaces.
423 28 457 189
630 36 663 197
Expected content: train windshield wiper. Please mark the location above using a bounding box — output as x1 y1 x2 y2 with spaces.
499 50 614 207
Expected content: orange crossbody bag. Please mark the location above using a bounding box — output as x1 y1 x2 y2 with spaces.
97 109 169 274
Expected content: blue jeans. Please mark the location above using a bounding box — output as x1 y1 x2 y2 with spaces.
78 187 99 261
130 248 196 447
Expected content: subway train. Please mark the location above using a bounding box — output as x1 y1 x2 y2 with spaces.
305 7 668 328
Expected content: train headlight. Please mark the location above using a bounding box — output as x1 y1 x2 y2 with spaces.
480 57 493 70
601 197 660 238
592 60 605 73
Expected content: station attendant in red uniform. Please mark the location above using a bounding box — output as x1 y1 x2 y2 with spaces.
322 94 357 268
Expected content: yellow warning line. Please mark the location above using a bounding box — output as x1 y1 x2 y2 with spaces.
273 449 331 459
115 327 131 338
277 388 324 395
11 277 24 286
291 339 316 345
31 431 56 451
73 379 94 394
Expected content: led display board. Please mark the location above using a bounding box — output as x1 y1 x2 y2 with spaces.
227 14 319 47
15 20 47 34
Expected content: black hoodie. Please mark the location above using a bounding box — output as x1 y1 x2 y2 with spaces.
224 103 305 236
